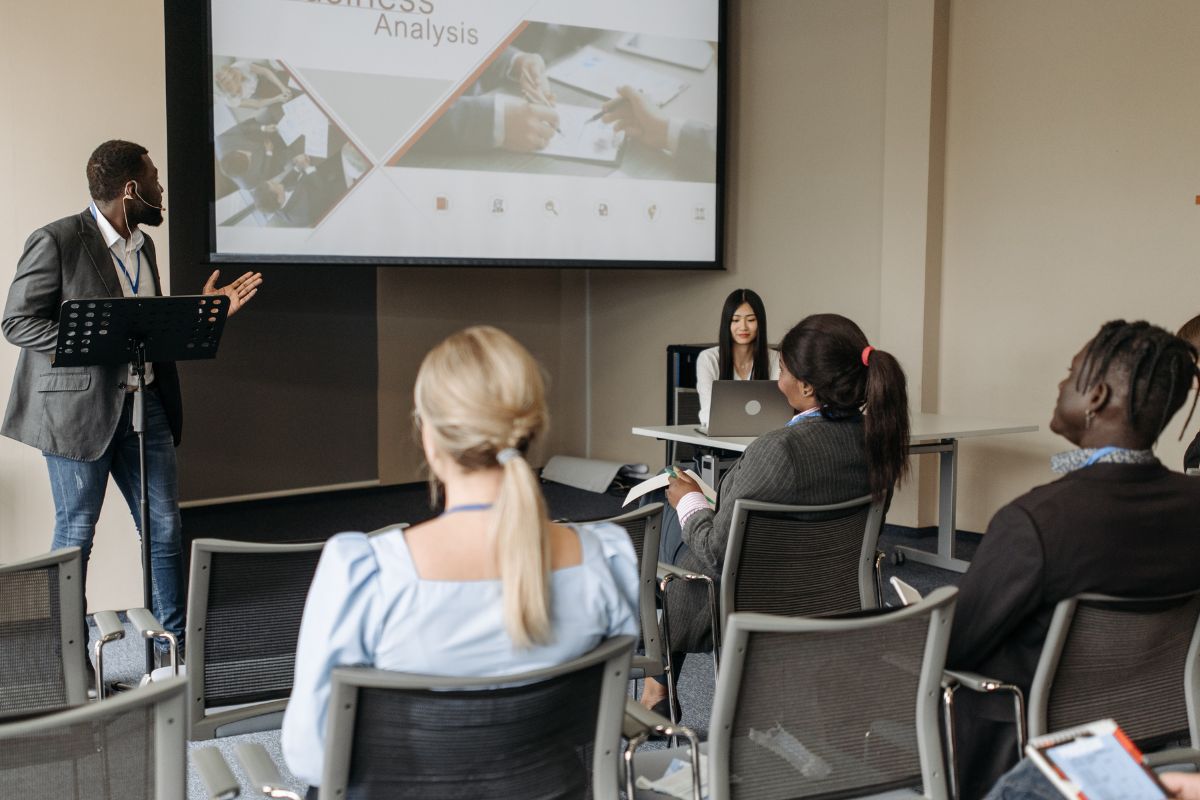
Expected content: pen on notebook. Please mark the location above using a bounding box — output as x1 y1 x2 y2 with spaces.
522 88 564 135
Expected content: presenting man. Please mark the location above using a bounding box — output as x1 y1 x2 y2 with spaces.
1 140 262 667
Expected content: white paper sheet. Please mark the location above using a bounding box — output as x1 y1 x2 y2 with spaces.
538 103 624 164
623 468 716 508
616 33 714 71
547 45 687 106
278 93 329 158
635 754 708 799
303 122 328 159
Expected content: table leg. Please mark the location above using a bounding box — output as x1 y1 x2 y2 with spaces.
893 438 971 573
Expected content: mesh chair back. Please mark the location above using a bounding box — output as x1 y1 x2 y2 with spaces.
186 538 325 739
0 548 87 719
0 676 187 799
709 588 956 800
722 497 883 621
320 636 635 799
600 504 664 674
1031 591 1200 748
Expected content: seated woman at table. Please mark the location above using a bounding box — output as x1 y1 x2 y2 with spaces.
640 312 911 716
695 288 781 428
281 326 639 795
946 320 1200 800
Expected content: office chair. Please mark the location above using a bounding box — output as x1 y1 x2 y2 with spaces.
238 635 637 799
0 547 90 718
186 538 326 740
629 588 958 800
943 590 1200 798
660 494 887 683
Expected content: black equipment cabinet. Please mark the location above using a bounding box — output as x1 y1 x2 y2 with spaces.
665 343 714 464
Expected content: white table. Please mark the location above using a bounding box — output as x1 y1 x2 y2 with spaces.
632 413 1038 573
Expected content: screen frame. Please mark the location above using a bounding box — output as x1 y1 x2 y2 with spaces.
166 1 727 270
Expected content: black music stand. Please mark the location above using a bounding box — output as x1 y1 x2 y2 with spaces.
54 295 229 673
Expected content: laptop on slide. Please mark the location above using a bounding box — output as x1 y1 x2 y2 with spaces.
696 380 796 437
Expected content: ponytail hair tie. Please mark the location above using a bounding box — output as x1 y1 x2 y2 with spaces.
496 447 522 465
861 346 875 366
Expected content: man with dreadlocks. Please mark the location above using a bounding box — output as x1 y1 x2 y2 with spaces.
944 320 1200 800
1178 313 1200 471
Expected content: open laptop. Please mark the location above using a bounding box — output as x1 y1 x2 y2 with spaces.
696 380 796 437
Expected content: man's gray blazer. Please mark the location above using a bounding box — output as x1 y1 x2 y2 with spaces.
2 209 182 461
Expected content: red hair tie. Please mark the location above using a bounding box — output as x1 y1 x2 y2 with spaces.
861 346 875 366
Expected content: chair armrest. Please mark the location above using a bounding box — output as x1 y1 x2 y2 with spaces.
1144 747 1200 769
624 697 694 739
236 742 303 800
656 562 711 582
873 550 887 607
657 562 722 668
91 610 125 699
127 607 166 638
94 610 125 642
623 699 703 800
126 607 179 675
192 746 241 800
942 669 1015 693
942 669 1028 759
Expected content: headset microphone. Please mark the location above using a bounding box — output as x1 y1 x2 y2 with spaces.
131 180 165 211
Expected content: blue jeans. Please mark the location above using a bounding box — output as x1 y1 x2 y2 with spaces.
44 389 184 652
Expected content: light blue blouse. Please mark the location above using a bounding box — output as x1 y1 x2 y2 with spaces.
280 521 640 787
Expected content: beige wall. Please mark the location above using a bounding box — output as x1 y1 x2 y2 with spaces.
0 3 167 609
376 268 581 483
939 0 1200 530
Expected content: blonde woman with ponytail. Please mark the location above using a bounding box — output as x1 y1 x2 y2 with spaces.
282 326 639 793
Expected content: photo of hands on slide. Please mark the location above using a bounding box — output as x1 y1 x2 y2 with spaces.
211 57 372 230
396 22 718 182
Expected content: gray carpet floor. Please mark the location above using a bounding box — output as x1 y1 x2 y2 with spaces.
84 524 968 799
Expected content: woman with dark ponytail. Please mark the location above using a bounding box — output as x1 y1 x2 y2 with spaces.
640 312 910 716
282 326 639 794
777 313 911 501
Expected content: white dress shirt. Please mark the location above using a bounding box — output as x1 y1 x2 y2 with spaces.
90 202 155 386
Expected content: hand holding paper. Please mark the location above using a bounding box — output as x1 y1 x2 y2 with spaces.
623 468 716 508
667 470 703 508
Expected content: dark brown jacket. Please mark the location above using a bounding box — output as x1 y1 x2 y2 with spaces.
947 461 1200 799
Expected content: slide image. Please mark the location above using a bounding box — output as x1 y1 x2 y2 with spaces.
212 57 371 230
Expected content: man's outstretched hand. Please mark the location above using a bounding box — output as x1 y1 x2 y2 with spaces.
202 270 263 317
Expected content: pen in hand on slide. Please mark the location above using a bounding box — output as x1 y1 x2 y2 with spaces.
587 96 627 124
522 89 564 136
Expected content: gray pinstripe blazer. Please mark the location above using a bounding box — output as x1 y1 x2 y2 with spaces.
2 210 182 461
668 415 872 651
